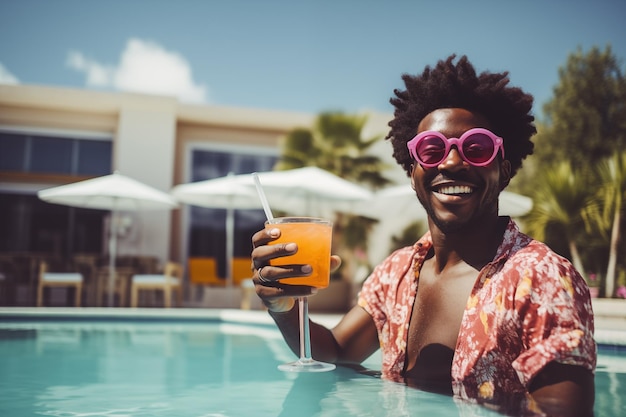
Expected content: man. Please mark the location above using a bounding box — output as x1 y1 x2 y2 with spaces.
250 55 595 416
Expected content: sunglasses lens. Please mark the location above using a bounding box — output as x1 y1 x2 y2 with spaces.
462 133 495 164
416 136 447 165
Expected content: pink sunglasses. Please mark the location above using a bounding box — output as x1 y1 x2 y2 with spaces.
407 128 505 168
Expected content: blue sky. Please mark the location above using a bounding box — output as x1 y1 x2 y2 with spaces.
1 0 624 118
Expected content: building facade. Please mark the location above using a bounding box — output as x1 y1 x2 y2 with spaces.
0 84 328 304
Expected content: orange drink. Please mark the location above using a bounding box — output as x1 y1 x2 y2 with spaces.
265 217 333 288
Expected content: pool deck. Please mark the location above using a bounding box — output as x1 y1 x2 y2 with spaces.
590 299 626 346
0 298 625 346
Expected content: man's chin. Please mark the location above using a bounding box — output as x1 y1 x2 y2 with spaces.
431 217 469 234
424 205 471 233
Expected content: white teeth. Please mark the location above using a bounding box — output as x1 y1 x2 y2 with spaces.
436 185 473 195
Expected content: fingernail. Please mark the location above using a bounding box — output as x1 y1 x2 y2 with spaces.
269 228 280 237
301 265 312 273
285 243 297 252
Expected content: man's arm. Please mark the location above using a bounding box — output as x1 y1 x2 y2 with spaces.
529 362 595 417
270 304 379 365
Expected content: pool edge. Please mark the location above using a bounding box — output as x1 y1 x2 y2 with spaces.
0 307 623 347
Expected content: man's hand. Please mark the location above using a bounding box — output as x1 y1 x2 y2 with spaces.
251 226 341 312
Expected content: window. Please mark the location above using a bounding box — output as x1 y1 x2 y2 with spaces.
0 131 112 176
0 193 105 255
0 128 112 261
30 135 74 174
0 132 26 171
77 140 113 175
188 148 277 278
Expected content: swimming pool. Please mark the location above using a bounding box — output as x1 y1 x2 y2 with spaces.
0 308 624 417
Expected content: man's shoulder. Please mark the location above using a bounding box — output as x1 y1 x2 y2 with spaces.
380 244 419 268
383 232 431 263
511 233 570 263
504 231 582 281
366 241 424 285
499 220 579 271
503 220 560 259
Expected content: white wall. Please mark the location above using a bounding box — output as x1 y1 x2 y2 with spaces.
114 95 178 265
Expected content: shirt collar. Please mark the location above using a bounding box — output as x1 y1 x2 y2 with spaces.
412 218 526 270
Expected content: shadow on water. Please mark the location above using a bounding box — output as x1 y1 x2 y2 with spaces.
278 369 340 417
276 364 500 417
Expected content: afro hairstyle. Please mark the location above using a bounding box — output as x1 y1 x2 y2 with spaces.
387 55 536 178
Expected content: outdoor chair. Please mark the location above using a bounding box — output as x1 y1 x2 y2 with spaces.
130 261 183 308
72 254 99 306
95 265 134 307
230 258 254 309
231 257 253 286
188 257 225 286
0 255 22 306
36 260 83 307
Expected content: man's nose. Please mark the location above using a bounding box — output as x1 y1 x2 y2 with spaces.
439 147 468 170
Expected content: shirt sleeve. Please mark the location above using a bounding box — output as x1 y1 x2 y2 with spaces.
511 242 596 386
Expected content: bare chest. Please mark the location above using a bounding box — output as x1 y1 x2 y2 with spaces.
405 261 479 371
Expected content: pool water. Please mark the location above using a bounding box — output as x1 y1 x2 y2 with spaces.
0 319 624 417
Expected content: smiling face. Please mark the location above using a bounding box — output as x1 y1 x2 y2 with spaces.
410 108 511 234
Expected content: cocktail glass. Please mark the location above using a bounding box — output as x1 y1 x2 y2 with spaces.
266 216 336 372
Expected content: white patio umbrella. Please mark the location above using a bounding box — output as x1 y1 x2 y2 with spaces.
37 172 178 306
171 173 261 286
249 167 373 217
171 167 373 286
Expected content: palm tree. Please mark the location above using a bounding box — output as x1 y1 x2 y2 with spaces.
275 111 391 189
275 111 391 279
524 162 595 277
594 151 626 297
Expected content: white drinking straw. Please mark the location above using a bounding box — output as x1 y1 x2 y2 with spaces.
252 172 274 220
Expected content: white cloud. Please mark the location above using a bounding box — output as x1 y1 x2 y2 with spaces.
66 51 115 87
0 63 20 85
67 38 208 103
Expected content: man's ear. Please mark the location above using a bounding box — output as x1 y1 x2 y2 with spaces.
499 160 512 191
410 164 417 190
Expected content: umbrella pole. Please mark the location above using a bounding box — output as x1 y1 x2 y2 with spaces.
108 210 117 307
226 205 234 287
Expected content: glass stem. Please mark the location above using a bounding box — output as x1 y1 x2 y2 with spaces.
298 297 312 360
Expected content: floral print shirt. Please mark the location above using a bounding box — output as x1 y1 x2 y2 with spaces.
358 219 596 411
